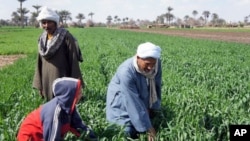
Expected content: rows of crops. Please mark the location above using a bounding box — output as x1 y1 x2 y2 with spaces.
0 27 250 140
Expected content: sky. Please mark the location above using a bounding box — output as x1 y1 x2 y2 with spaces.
0 0 249 23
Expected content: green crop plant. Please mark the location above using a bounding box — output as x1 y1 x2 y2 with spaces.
0 27 250 140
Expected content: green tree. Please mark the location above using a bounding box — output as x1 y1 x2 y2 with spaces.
31 5 41 27
156 14 165 24
166 6 173 25
58 10 72 25
76 13 85 24
30 12 40 27
11 11 20 26
106 15 112 26
244 16 248 25
192 10 198 19
17 0 27 28
184 15 189 25
202 10 210 25
211 13 219 26
114 15 118 24
17 8 29 26
88 12 94 20
32 5 41 15
125 17 129 24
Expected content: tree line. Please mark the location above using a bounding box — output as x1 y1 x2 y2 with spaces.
0 1 249 28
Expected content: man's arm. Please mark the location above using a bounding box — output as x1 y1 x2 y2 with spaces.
119 68 153 132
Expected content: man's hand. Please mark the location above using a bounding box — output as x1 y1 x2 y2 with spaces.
147 127 156 141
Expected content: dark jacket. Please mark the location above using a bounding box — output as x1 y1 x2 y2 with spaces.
33 28 84 100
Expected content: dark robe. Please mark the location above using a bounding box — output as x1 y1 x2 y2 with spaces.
33 29 84 100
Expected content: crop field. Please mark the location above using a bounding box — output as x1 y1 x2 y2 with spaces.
0 27 250 140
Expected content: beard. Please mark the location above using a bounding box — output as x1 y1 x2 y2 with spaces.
140 68 155 76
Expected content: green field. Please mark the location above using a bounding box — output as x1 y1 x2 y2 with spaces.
0 27 250 140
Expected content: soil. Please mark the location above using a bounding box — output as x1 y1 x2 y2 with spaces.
123 28 250 44
0 54 26 69
0 29 249 69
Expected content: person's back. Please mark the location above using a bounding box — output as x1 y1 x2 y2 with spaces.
17 77 97 140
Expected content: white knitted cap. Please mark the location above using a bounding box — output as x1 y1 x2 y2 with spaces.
137 42 161 59
37 6 60 26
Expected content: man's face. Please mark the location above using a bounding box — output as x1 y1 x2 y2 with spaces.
41 20 57 34
137 56 157 73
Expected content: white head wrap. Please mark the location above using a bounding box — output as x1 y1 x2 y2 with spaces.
37 6 60 27
137 42 161 59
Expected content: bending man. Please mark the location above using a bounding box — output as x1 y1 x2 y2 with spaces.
106 42 162 140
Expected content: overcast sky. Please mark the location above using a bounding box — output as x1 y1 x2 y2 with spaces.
0 0 249 23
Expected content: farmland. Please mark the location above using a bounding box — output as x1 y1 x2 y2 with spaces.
0 27 250 140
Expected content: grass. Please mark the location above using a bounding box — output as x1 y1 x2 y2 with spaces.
0 27 250 140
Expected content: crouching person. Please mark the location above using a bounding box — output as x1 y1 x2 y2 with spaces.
17 77 97 141
106 42 162 141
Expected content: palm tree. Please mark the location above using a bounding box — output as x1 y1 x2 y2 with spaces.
184 15 189 25
106 15 112 26
30 12 38 26
32 5 41 15
211 13 219 26
202 10 210 25
11 12 20 26
17 7 29 26
244 16 248 25
118 18 121 23
122 18 126 24
192 10 198 19
114 15 118 24
32 5 41 27
166 13 174 25
17 0 27 28
191 10 198 26
88 12 94 20
166 6 173 25
125 17 129 24
58 10 72 25
76 13 85 24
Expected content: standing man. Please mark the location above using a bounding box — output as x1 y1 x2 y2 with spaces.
106 42 162 140
33 7 84 100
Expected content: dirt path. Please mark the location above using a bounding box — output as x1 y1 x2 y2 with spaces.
123 28 250 44
0 55 26 69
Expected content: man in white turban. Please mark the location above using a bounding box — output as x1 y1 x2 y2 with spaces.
37 6 60 28
106 42 162 141
33 6 84 101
